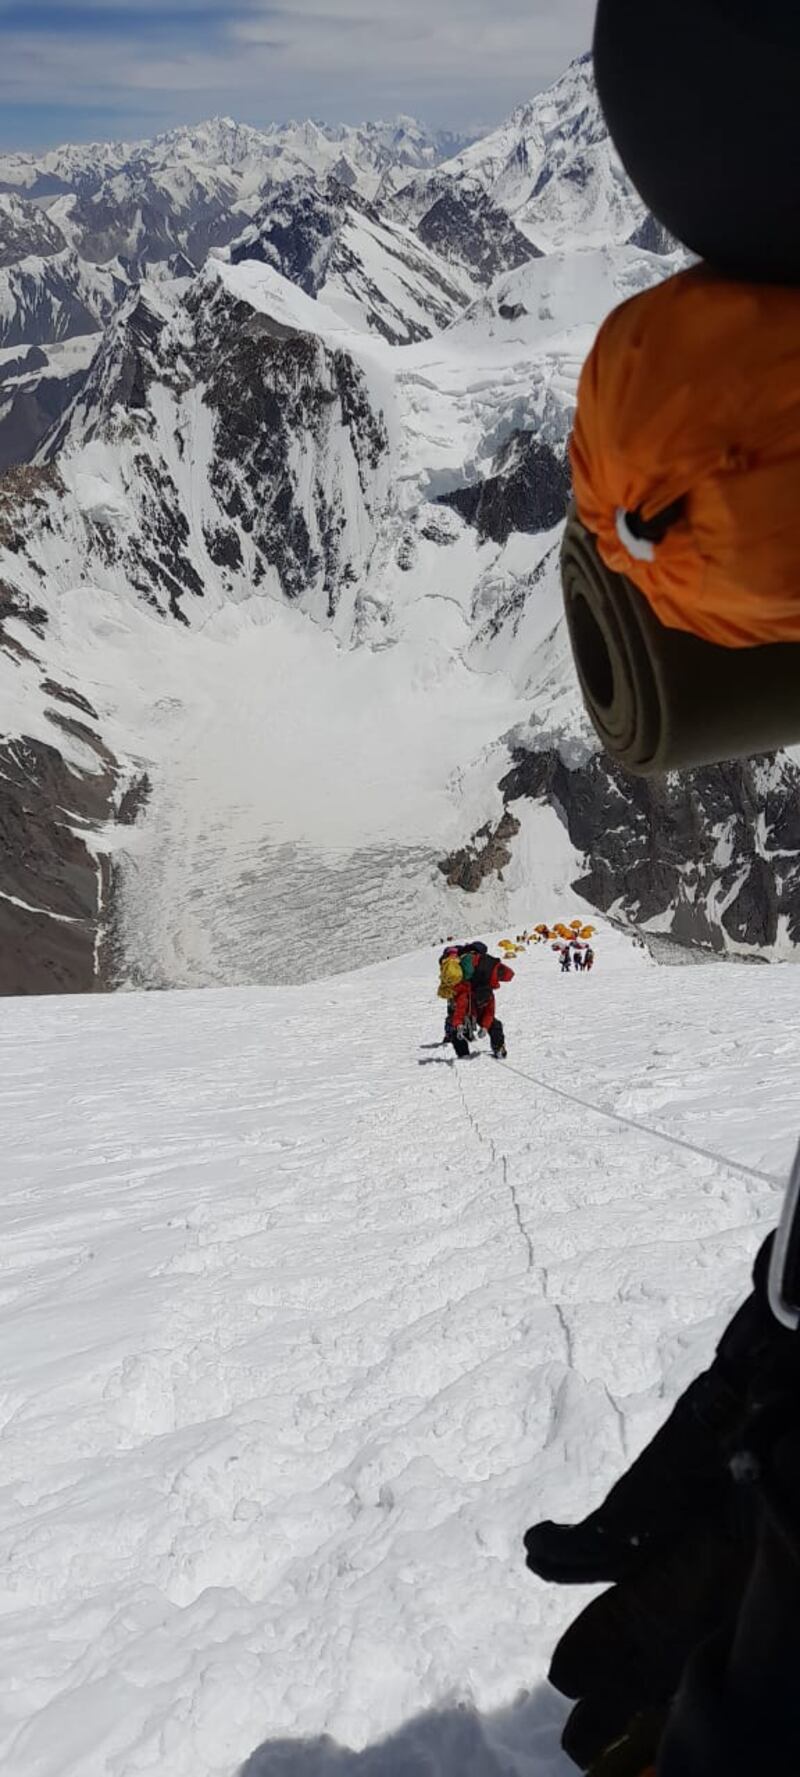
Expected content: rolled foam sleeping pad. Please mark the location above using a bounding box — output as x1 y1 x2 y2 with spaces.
561 509 800 775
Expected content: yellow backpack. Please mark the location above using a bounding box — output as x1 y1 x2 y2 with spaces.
437 954 464 1000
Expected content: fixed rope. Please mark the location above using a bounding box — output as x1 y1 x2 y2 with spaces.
474 1052 783 1194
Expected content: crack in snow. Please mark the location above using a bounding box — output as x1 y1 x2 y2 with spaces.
453 1064 536 1280
603 1382 629 1460
539 1266 575 1373
504 1152 535 1275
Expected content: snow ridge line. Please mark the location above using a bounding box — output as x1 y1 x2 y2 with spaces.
490 1058 783 1194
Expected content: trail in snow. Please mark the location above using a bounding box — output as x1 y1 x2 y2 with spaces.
0 934 796 1777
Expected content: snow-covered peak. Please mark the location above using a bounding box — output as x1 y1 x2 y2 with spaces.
0 113 477 288
434 55 647 251
0 192 68 267
148 115 271 170
390 171 540 286
227 175 473 344
0 114 470 210
0 135 142 199
1 54 788 997
0 176 794 992
444 54 600 181
0 247 126 349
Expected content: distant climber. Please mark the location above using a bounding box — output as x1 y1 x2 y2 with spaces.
583 945 595 973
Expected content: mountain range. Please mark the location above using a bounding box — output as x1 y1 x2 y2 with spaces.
2 54 796 996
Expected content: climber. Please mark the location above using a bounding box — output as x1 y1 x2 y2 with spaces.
436 942 490 1049
449 945 513 1059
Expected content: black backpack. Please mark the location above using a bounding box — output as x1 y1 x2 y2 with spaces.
471 952 498 1010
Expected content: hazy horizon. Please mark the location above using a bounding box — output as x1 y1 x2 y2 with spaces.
0 0 594 154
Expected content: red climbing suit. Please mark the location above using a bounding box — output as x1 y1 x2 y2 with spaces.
451 956 514 1031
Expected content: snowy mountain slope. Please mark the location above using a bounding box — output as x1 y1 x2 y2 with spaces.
384 244 679 522
389 173 540 285
0 116 474 280
0 117 471 207
0 193 68 268
55 163 246 270
0 61 669 457
0 243 564 987
227 178 473 344
237 116 474 199
0 116 474 437
0 335 98 469
0 134 140 199
416 57 651 253
35 264 392 624
0 939 790 1775
3 219 799 990
0 464 146 994
0 249 126 349
502 746 800 956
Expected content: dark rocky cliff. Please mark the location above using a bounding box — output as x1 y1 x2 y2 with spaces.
499 745 800 953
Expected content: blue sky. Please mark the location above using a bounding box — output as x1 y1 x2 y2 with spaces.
0 0 595 150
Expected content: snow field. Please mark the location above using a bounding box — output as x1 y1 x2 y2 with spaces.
0 936 793 1776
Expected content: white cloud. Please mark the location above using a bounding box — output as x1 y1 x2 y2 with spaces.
0 0 595 141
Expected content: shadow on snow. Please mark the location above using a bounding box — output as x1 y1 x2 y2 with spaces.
238 1686 569 1777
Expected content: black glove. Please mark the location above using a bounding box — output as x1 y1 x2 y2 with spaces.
545 1490 753 1771
659 1421 800 1776
524 1355 752 1588
524 1239 793 1773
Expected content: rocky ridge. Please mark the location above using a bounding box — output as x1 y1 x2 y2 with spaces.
227 177 473 344
499 745 800 956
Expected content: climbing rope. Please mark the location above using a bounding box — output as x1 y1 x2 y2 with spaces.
476 1053 783 1193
